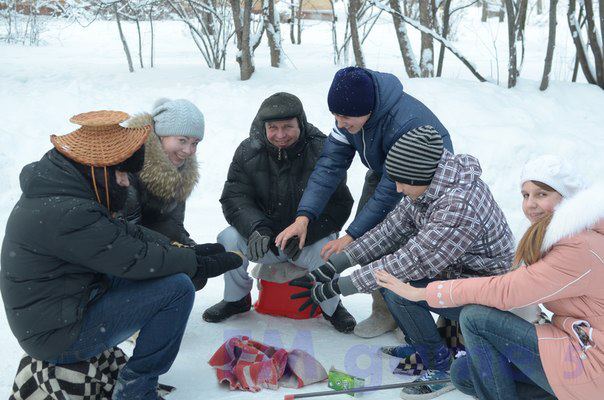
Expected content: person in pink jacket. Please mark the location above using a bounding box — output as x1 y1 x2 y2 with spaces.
376 154 604 400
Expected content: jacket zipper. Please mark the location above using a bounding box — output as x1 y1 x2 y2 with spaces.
361 128 373 171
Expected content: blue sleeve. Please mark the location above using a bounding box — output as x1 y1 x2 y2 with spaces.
345 165 403 239
297 135 356 220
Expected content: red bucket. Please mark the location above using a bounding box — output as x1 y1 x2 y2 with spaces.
254 280 322 319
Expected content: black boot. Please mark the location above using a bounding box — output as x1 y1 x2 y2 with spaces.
202 293 251 323
323 302 356 333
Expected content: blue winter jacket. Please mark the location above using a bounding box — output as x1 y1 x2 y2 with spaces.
296 69 454 239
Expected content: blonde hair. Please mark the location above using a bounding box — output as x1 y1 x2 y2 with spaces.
513 180 559 266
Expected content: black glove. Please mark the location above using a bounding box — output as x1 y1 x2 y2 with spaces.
192 252 243 291
193 243 226 257
284 236 301 261
289 252 353 287
247 228 278 262
290 278 341 317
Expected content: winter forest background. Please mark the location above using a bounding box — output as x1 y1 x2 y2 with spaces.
1 0 604 399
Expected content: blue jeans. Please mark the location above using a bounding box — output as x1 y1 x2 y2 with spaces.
381 278 463 371
451 305 556 400
48 274 195 400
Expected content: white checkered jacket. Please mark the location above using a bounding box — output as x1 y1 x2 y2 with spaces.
345 150 515 293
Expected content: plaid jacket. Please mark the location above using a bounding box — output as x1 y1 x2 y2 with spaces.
345 150 515 293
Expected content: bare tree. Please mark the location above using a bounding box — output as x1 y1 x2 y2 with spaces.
230 0 255 80
290 0 296 43
436 0 480 77
567 0 603 87
167 0 235 70
372 0 487 81
348 0 366 67
114 3 134 73
263 0 282 67
389 0 420 77
583 0 603 85
419 0 434 77
539 0 557 90
503 0 528 88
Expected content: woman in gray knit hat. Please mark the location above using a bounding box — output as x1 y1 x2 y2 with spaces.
122 98 205 245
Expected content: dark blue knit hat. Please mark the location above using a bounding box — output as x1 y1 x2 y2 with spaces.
327 67 375 117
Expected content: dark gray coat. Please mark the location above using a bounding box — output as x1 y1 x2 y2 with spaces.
0 150 197 360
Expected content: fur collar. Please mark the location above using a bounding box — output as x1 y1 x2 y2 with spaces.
126 113 199 203
541 182 604 252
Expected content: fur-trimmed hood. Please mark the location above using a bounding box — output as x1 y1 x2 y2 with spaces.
125 113 199 202
542 182 604 252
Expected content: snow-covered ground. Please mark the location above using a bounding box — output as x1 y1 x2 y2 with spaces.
1 7 603 400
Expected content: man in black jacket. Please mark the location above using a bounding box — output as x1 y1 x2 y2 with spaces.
202 93 357 333
0 111 242 400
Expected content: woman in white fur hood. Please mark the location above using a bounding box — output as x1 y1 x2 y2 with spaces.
122 98 203 245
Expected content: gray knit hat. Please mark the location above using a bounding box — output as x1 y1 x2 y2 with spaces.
386 125 444 185
151 98 205 140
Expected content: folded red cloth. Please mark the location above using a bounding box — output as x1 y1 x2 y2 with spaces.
208 336 327 392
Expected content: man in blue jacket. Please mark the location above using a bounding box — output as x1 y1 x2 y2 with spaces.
276 67 453 338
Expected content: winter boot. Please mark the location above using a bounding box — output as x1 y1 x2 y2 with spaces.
323 302 356 333
354 290 397 338
380 343 426 376
202 293 251 323
399 369 454 399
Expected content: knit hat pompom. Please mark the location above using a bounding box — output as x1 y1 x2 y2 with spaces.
151 98 205 140
386 126 444 186
327 67 375 117
520 154 585 198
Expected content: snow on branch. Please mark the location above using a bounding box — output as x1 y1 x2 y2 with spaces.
369 0 488 82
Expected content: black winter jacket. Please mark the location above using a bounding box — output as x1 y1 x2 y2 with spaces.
0 150 197 360
220 92 354 245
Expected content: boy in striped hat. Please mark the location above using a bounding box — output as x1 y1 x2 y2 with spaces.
290 126 515 399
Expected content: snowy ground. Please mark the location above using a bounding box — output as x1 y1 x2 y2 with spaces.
1 7 604 400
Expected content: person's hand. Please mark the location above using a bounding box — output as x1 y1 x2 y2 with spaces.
290 278 341 317
320 234 354 260
283 236 301 261
193 243 226 257
192 252 244 291
247 229 277 262
375 270 426 302
275 216 309 251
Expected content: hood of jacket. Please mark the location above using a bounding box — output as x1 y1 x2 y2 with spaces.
363 69 405 131
541 182 604 253
420 150 482 203
126 113 199 203
19 149 95 201
249 92 318 159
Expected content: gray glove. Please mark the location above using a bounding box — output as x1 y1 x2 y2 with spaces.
290 251 353 287
247 228 278 262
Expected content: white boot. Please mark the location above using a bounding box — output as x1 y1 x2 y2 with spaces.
354 290 397 338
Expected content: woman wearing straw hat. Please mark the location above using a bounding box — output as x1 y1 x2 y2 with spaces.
123 98 205 246
0 110 242 399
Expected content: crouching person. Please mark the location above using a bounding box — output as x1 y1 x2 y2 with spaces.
122 98 205 246
290 127 515 397
0 111 242 400
202 92 356 333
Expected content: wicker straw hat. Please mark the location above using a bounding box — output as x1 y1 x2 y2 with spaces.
50 110 150 167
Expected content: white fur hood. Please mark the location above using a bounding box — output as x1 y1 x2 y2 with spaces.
541 182 604 252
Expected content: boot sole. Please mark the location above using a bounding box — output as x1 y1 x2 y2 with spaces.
202 308 250 323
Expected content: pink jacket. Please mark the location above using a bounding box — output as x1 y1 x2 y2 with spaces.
426 184 604 400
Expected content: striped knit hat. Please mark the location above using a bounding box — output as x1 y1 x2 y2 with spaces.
386 126 444 185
